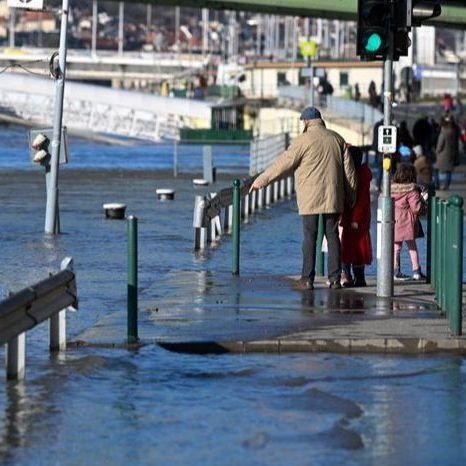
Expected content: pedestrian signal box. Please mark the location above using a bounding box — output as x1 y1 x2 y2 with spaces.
378 125 397 154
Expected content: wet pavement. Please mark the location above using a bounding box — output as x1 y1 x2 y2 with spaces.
1 126 466 465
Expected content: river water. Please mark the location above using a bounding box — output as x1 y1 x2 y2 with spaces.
0 124 465 465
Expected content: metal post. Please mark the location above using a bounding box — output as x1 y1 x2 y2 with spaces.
146 4 152 31
173 140 178 178
6 333 25 381
316 214 325 277
44 0 69 235
376 31 395 298
448 195 463 335
175 6 180 51
92 0 97 56
203 146 213 184
8 8 15 49
232 180 241 275
426 186 435 284
118 2 124 56
127 216 138 343
202 8 209 55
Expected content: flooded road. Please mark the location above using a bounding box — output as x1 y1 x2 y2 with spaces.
0 125 465 465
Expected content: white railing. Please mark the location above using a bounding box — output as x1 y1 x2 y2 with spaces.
0 74 210 141
249 133 287 176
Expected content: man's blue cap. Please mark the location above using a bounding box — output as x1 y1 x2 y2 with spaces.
300 107 321 121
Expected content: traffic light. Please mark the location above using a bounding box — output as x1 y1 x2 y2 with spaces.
357 0 391 61
395 1 441 28
393 1 441 59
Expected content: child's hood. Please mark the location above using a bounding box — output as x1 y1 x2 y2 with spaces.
391 183 419 199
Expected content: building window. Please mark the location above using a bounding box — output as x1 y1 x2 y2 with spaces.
340 72 349 87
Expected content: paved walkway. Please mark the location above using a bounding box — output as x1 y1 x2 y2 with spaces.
75 273 466 354
72 160 466 355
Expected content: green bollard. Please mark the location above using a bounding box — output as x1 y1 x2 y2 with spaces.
430 196 438 288
316 214 325 277
232 179 241 275
426 187 435 284
441 201 448 312
127 216 138 343
448 195 463 336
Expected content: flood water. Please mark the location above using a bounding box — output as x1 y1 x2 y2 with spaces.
0 125 465 465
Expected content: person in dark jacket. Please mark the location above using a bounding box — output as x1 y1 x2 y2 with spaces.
398 120 414 148
413 114 433 159
434 114 460 190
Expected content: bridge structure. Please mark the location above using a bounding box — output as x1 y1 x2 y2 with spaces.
128 0 466 28
0 73 212 141
0 48 209 83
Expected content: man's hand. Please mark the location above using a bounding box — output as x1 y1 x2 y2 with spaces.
249 178 263 194
351 222 359 230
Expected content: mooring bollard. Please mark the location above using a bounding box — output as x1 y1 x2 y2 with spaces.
127 216 138 343
232 179 241 275
316 214 325 277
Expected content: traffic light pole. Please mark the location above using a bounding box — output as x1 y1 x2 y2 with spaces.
377 34 395 298
45 0 69 235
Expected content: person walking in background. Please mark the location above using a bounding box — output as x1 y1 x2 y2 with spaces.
340 146 373 288
398 120 414 149
412 113 433 159
249 107 357 291
391 164 427 281
434 113 460 190
354 83 361 102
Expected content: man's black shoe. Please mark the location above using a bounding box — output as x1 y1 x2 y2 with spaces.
293 278 314 291
328 281 342 290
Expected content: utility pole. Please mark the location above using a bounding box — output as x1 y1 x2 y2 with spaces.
118 2 124 56
202 8 209 55
8 8 15 49
305 17 314 106
45 0 70 235
91 0 97 57
175 6 180 51
146 4 152 31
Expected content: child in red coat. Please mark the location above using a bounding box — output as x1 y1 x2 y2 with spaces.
341 146 373 287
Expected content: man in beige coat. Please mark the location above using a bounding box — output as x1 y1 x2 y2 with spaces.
250 107 357 290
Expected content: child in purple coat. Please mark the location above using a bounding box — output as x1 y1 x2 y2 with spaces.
391 163 427 281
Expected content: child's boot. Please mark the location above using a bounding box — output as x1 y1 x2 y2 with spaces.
353 266 367 287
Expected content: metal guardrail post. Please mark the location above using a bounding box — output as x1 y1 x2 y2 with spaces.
316 214 325 277
6 333 25 381
426 187 435 284
232 179 241 275
447 195 463 336
50 257 74 352
127 216 138 343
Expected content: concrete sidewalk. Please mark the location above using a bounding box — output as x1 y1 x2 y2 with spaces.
75 272 466 355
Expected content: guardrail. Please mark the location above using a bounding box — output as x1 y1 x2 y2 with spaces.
249 134 288 176
193 173 295 252
0 258 78 380
430 195 463 336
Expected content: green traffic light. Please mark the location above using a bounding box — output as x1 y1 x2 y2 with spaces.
365 33 382 53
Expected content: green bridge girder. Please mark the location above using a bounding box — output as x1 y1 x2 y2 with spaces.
125 1 466 28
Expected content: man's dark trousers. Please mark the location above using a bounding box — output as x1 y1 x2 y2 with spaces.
302 214 341 284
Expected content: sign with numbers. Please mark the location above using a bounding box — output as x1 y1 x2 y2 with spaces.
8 0 44 10
378 125 397 154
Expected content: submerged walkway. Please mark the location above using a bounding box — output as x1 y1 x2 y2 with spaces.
75 273 466 355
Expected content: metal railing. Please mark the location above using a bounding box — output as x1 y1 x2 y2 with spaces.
278 86 383 127
0 258 78 380
430 195 464 336
249 134 288 176
193 173 295 253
